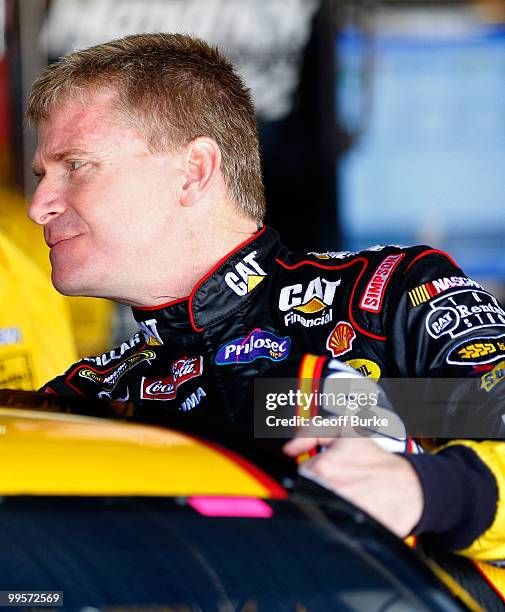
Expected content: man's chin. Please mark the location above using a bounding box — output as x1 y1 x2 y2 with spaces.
51 270 97 298
51 279 85 297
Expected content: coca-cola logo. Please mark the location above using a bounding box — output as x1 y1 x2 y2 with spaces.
141 356 203 401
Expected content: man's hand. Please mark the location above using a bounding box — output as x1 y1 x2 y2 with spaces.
283 436 424 538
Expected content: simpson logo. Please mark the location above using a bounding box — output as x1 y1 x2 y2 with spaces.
446 335 505 366
409 276 482 307
224 250 267 297
481 361 505 392
345 358 381 379
426 290 505 340
141 356 203 401
78 349 156 392
279 277 340 327
215 329 290 365
326 322 356 358
359 254 404 313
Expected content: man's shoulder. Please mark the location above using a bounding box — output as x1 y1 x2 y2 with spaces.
271 242 467 336
305 243 410 262
274 242 459 279
40 327 159 397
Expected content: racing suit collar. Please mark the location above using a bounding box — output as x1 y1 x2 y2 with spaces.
131 226 281 334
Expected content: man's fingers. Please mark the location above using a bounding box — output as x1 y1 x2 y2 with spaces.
283 434 390 458
292 443 424 537
283 436 336 456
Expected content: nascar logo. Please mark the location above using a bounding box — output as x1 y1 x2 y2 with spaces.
409 276 482 307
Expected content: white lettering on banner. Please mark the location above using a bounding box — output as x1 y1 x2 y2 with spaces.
409 276 483 308
139 318 163 346
45 0 319 120
431 276 482 294
428 310 456 336
279 277 340 327
224 337 288 361
359 254 404 313
180 387 207 412
225 251 267 296
279 278 340 312
85 333 142 366
426 290 505 340
284 310 333 327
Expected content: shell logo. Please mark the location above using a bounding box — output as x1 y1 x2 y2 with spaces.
326 322 356 358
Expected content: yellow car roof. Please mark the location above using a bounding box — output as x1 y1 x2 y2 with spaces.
0 408 286 499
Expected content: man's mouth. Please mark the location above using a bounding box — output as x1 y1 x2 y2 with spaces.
46 235 79 248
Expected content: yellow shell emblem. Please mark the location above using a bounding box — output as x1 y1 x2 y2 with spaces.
326 322 356 357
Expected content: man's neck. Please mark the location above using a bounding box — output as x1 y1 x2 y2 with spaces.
123 218 259 308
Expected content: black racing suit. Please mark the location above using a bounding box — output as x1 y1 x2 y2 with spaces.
43 226 505 586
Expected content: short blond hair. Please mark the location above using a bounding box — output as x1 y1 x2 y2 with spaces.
27 32 266 223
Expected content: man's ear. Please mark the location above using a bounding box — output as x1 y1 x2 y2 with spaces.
180 137 222 207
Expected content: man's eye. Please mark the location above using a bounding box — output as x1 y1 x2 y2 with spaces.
68 160 87 172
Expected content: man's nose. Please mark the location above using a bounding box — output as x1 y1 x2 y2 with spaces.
28 181 66 225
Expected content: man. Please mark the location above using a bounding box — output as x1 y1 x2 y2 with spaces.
27 32 505 599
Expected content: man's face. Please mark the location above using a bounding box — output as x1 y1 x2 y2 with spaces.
29 91 184 304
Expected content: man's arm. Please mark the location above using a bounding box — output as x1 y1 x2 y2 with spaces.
284 249 505 559
394 250 505 559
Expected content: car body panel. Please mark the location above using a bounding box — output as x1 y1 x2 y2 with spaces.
0 400 474 610
0 408 286 498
